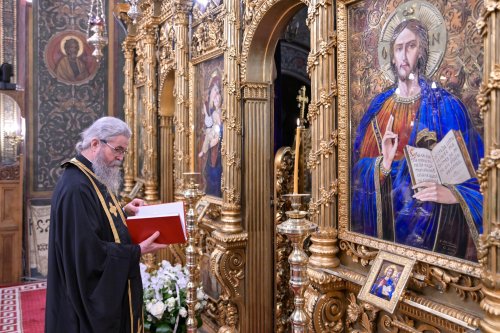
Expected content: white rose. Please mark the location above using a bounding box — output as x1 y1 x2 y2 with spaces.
146 301 166 320
179 307 188 318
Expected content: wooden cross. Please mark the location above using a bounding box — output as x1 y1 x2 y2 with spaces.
296 85 309 120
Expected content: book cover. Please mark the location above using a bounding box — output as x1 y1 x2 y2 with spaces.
126 201 187 245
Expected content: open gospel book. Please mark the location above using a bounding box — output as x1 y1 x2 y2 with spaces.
403 130 476 189
126 201 186 245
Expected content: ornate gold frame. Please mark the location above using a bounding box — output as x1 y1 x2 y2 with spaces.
358 251 416 314
336 0 482 278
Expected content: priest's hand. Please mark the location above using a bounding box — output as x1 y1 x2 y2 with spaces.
412 182 458 204
139 231 167 254
124 198 146 216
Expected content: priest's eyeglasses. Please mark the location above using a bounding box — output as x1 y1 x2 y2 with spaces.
100 139 128 156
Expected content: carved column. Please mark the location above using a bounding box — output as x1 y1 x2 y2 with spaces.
242 83 272 332
210 0 248 331
159 115 174 202
173 1 192 199
122 38 136 194
219 0 243 235
142 27 159 202
478 4 500 333
307 0 337 230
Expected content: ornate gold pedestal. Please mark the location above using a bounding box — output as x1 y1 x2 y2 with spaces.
183 172 204 332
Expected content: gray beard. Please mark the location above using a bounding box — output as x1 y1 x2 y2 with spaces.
92 150 123 195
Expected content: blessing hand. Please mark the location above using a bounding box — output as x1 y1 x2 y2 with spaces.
124 198 146 216
412 182 458 204
381 115 398 170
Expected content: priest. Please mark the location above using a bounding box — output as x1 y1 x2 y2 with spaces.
45 117 167 332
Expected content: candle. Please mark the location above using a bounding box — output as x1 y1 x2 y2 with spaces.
191 125 195 172
293 118 301 194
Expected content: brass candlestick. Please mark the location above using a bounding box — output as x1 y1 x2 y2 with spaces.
277 193 317 333
183 172 204 332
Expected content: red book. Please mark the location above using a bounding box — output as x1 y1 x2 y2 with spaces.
127 201 187 245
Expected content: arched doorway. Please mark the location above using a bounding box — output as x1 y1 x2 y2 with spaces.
241 1 309 331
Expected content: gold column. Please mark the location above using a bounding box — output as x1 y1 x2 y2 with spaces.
173 2 192 200
159 115 174 203
143 27 159 202
243 83 273 332
306 0 339 270
218 0 243 235
308 0 337 229
122 38 136 194
478 4 500 332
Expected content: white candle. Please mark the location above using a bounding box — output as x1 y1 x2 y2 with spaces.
293 118 301 194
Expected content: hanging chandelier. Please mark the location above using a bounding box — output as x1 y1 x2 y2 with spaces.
127 0 141 24
87 0 108 62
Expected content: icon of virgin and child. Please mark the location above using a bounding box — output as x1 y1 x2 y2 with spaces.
198 70 223 197
351 1 483 261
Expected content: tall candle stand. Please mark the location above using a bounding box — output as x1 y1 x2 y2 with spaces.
277 193 318 333
183 172 204 332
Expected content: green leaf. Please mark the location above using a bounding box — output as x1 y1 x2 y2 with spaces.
155 322 173 333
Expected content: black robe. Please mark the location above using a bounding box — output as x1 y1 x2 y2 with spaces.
45 155 143 333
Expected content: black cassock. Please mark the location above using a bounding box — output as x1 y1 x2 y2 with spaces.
45 155 143 333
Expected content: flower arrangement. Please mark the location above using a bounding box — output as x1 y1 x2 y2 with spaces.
140 260 207 333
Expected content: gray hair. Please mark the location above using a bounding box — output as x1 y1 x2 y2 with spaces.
75 116 131 153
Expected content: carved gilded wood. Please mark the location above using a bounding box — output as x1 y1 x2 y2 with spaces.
477 0 500 331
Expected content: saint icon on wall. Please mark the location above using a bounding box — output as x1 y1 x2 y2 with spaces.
44 31 98 85
350 1 483 261
195 56 224 198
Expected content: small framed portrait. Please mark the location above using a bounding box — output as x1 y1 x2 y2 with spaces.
358 251 415 314
196 200 210 222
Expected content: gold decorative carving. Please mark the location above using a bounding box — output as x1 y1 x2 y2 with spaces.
306 130 338 170
308 180 338 218
339 240 378 266
346 293 379 333
379 313 441 333
308 228 340 269
274 147 294 333
242 82 268 100
411 262 483 303
310 291 345 332
191 13 224 59
477 149 500 193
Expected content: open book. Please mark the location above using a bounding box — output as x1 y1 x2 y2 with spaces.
404 130 476 188
127 201 186 245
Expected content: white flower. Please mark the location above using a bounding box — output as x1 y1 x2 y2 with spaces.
197 288 205 301
179 307 188 318
146 300 166 320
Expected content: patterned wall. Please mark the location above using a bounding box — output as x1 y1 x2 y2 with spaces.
33 0 108 192
0 0 16 76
